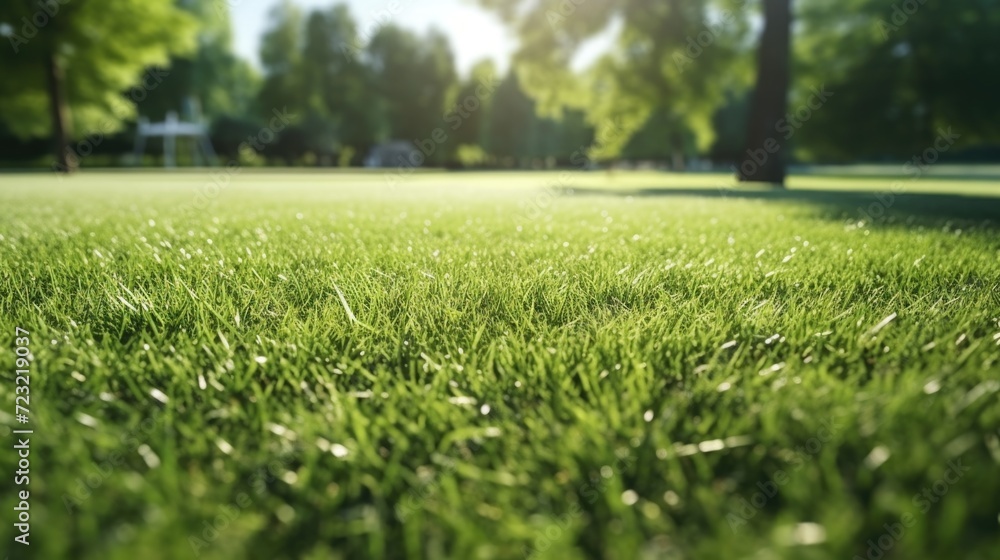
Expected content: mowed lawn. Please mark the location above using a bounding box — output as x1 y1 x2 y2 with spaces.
1 170 999 560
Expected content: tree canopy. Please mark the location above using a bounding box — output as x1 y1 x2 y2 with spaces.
0 0 197 169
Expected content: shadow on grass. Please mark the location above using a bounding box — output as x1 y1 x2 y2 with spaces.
568 186 1000 229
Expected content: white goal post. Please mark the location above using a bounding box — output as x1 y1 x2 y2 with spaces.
133 111 217 167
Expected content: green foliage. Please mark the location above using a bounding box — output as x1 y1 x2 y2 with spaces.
138 0 260 122
478 0 753 159
302 5 380 150
486 72 538 161
0 0 197 139
794 0 1000 161
256 0 306 122
368 26 458 146
486 71 595 166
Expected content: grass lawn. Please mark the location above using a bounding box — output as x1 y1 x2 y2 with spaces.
1 170 999 560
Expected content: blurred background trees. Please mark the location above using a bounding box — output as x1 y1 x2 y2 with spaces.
1 0 998 174
0 0 197 171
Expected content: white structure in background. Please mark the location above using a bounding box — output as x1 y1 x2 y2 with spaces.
365 140 421 168
133 110 217 167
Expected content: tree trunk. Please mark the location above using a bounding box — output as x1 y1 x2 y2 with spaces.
46 52 75 173
738 0 791 186
671 130 686 171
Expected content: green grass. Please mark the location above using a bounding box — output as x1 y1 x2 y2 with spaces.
1 170 999 560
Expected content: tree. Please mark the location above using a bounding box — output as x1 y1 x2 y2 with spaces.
138 0 259 123
486 71 537 164
450 60 497 149
256 0 306 122
738 0 791 184
0 0 196 171
301 5 379 157
253 2 385 164
367 25 458 160
794 0 1000 162
477 0 751 168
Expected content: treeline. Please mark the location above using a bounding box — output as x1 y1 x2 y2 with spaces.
1 0 998 169
0 0 742 169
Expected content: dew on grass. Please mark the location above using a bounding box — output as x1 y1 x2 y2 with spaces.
276 504 296 523
137 444 161 469
864 446 891 470
697 439 725 453
759 362 786 376
954 381 1000 413
788 522 827 545
448 396 477 406
149 388 169 404
76 413 99 428
331 443 350 458
621 490 639 506
267 423 297 441
663 491 680 506
868 313 898 335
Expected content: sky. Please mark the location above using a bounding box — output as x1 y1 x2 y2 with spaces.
230 0 518 77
